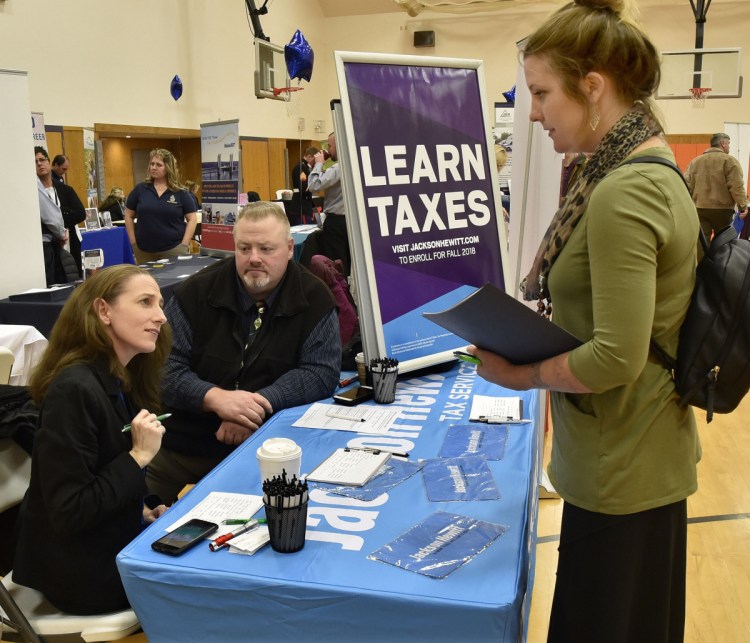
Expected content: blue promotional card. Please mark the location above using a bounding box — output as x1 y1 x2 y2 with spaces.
421 455 500 502
312 458 424 502
438 424 509 460
368 511 508 579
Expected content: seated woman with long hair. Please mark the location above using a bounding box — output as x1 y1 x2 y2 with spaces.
98 187 126 223
13 265 172 615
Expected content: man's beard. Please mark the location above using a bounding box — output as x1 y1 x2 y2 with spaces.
242 272 270 293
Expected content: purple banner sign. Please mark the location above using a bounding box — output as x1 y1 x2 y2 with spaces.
340 60 506 364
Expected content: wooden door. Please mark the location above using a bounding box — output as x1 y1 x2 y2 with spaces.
242 139 271 200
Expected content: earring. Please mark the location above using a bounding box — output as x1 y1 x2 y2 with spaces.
589 104 601 132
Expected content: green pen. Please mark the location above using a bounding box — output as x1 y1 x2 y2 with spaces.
223 518 267 525
453 351 482 366
122 413 172 433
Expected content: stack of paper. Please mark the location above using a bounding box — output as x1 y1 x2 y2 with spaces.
306 448 392 486
228 526 271 556
164 492 264 537
292 403 404 434
469 395 522 422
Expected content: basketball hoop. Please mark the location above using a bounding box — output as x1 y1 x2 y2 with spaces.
689 87 711 108
273 86 305 120
273 86 304 100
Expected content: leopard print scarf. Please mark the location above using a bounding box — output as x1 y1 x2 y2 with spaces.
521 106 661 316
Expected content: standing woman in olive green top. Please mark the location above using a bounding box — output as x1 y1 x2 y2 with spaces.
467 1 700 641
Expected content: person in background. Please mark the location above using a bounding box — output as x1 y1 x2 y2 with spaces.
40 151 87 275
494 144 511 220
35 147 73 284
684 132 748 239
98 187 127 223
290 146 318 226
13 265 171 615
468 1 700 641
147 202 341 502
50 154 69 184
124 148 197 263
183 179 201 211
308 132 351 276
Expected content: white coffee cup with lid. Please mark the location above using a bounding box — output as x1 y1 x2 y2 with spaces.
256 437 302 484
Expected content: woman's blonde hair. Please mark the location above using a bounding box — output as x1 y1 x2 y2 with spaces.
494 145 508 171
522 0 663 131
29 265 172 412
145 148 183 192
98 187 124 212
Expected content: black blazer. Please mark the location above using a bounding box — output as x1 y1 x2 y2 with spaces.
54 182 86 273
13 362 149 614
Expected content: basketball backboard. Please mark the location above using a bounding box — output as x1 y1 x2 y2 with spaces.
656 47 742 99
254 38 290 101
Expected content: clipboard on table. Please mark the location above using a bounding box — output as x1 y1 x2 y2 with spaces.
423 283 582 364
306 448 391 487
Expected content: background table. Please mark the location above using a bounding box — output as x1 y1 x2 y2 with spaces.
80 227 135 267
0 256 216 338
0 324 47 385
291 223 320 262
118 363 542 642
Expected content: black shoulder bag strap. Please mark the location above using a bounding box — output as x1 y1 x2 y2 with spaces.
619 155 708 380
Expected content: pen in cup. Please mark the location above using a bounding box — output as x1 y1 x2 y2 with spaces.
122 413 172 433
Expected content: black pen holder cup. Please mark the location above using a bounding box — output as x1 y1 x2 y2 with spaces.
264 500 308 553
371 368 398 404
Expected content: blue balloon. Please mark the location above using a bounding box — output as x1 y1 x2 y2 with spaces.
502 85 516 104
284 30 314 83
170 75 183 101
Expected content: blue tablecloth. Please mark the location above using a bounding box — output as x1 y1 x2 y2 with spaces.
81 227 135 267
117 363 541 642
291 224 319 262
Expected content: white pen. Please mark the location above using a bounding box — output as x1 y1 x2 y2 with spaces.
326 410 366 422
478 415 532 424
345 446 409 458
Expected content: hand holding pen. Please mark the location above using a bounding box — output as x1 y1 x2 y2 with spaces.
123 413 172 433
127 410 168 469
209 519 265 551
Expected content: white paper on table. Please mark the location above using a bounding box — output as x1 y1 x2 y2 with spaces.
14 286 72 294
228 526 271 555
469 395 522 421
306 448 391 486
291 403 406 434
164 492 264 537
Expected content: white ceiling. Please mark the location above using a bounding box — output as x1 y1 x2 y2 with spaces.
315 0 739 18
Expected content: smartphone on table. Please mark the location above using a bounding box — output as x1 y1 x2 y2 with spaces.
151 518 218 556
333 385 374 406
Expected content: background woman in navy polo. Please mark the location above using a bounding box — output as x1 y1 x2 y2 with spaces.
124 148 197 263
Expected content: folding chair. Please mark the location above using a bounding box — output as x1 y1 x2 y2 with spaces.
0 572 140 642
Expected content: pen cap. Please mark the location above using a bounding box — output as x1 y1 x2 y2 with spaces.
256 438 302 485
